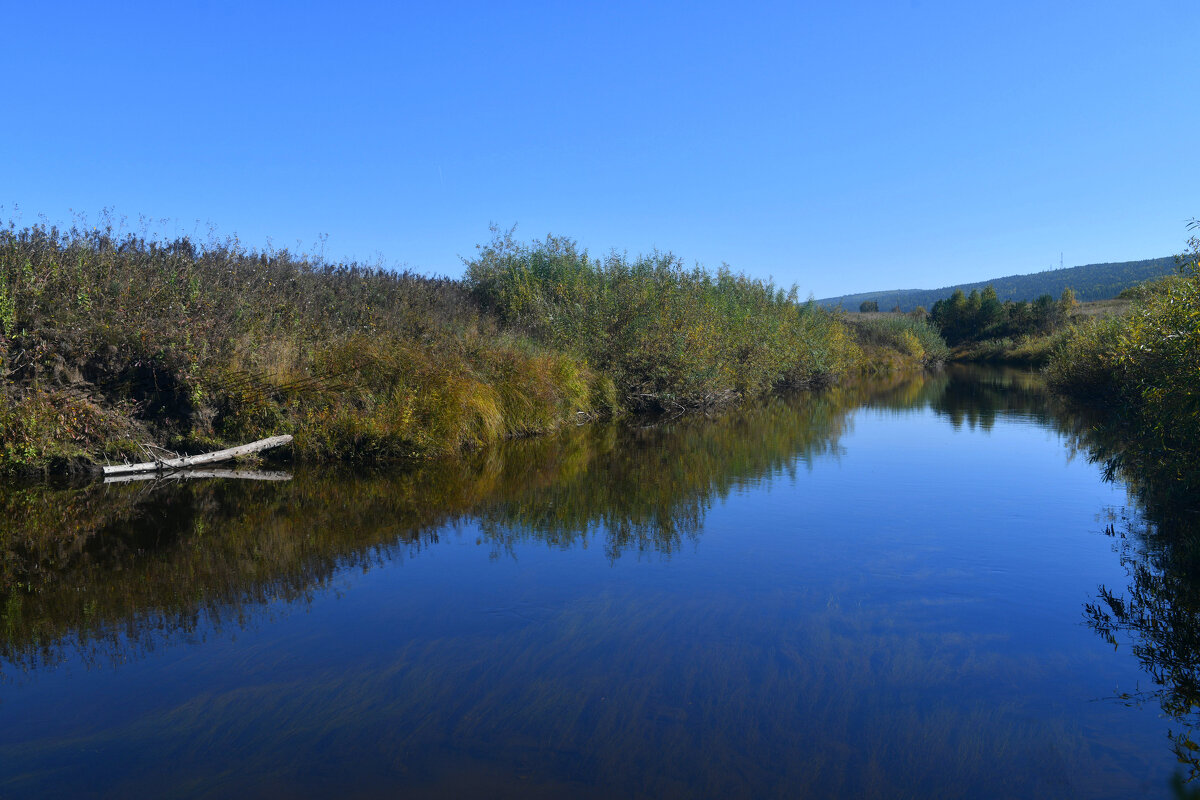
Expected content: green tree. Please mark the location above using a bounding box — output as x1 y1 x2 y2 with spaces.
979 286 1003 328
859 300 879 312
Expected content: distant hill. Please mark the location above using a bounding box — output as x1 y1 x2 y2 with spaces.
817 257 1178 313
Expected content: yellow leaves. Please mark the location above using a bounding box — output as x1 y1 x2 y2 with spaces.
898 329 925 360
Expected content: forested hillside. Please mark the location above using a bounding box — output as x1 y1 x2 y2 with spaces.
819 257 1175 312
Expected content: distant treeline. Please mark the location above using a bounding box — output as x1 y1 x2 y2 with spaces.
930 286 1077 345
819 256 1176 312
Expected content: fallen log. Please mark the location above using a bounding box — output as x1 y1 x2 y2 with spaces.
101 435 293 477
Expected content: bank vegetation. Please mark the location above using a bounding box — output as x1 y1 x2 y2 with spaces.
1045 222 1200 511
0 221 904 474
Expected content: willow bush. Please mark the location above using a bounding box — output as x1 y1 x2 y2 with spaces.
464 228 859 411
1046 225 1200 507
843 315 949 368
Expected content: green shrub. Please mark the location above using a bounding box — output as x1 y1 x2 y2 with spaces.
1117 274 1184 300
465 228 858 410
1047 229 1200 507
845 315 949 366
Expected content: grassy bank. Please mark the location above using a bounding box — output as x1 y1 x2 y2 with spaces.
0 221 877 474
1046 226 1200 511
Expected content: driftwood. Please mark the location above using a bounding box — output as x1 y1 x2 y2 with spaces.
104 469 293 484
101 435 293 477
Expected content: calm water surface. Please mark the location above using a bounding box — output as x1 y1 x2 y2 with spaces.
0 368 1192 798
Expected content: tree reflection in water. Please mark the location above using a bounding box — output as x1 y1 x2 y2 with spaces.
6 365 1200 793
2 376 904 673
1085 509 1200 783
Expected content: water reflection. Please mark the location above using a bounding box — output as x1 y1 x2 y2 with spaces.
0 367 1157 675
3 366 1198 797
925 370 1200 785
931 365 1053 430
1085 508 1200 781
2 378 899 672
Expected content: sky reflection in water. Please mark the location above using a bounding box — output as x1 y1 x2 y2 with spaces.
0 367 1182 799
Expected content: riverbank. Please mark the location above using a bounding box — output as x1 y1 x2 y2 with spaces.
1045 252 1200 513
937 299 1132 366
2 223 930 475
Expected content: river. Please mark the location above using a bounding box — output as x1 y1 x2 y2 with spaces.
0 366 1193 798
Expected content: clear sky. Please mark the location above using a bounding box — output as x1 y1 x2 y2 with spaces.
3 1 1197 298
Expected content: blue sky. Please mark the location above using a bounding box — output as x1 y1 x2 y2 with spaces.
3 1 1197 298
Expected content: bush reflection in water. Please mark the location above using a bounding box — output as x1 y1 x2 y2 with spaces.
1 375 871 671
3 365 1199 796
0 365 1172 672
